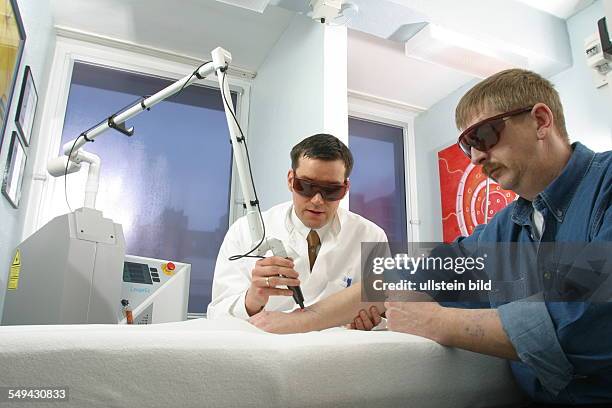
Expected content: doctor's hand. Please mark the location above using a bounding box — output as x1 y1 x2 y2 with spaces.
245 256 301 316
348 306 383 331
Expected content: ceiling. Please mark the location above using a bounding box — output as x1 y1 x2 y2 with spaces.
52 0 586 111
347 29 474 111
219 0 595 20
220 0 579 110
52 0 295 73
511 0 595 19
343 0 574 110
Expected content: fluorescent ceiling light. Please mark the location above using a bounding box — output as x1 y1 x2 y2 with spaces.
404 23 528 78
215 0 271 13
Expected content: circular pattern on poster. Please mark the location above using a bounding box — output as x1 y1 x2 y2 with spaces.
456 163 515 236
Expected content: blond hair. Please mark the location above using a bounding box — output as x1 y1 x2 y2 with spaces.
455 69 569 141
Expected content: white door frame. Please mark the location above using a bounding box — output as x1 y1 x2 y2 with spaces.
348 90 423 243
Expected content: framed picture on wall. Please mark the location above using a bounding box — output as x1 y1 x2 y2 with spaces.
2 130 27 208
15 65 37 145
438 143 518 243
0 0 26 151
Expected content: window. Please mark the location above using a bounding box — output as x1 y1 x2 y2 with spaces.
349 116 408 245
56 62 237 313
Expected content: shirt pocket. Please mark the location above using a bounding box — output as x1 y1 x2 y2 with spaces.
489 278 526 306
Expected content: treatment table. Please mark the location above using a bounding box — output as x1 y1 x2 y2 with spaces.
0 318 525 407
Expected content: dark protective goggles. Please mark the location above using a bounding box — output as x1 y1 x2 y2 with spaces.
457 106 533 159
292 177 348 201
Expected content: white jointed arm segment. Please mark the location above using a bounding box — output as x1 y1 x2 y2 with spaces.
211 48 264 250
47 150 101 209
60 60 217 154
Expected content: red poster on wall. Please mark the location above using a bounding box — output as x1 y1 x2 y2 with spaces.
438 144 518 243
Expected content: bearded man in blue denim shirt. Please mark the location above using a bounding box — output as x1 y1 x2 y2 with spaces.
250 69 612 406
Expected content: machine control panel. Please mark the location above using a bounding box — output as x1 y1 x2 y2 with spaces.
120 255 190 324
123 262 154 284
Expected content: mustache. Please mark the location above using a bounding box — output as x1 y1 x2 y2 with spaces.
483 164 501 177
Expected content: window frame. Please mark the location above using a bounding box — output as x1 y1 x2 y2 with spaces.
22 35 253 241
348 91 422 243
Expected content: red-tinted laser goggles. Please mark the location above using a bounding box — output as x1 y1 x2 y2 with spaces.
292 177 348 201
457 106 533 159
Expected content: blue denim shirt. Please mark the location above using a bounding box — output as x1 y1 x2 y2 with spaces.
450 142 612 404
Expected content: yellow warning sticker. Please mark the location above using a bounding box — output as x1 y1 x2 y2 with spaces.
12 250 20 266
8 250 21 290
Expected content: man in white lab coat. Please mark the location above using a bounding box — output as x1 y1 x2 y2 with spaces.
207 133 388 320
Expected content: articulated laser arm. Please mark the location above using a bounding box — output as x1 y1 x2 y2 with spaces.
46 47 304 307
48 48 267 245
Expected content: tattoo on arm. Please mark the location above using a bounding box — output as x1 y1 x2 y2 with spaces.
464 311 487 339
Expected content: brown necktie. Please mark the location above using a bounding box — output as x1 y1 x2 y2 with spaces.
306 230 321 271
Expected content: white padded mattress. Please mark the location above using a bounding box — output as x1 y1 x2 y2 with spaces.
0 318 525 408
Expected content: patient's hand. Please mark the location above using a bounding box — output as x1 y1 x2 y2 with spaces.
348 306 382 331
384 292 447 343
249 309 316 334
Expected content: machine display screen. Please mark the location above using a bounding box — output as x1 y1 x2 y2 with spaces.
123 262 153 284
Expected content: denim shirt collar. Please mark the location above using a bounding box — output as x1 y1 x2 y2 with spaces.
511 142 595 226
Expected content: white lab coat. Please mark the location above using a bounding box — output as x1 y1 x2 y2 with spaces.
207 201 388 319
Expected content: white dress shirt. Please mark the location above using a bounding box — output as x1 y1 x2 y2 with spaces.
207 201 388 319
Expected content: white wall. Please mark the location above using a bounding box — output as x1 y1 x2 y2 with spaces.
0 0 56 318
247 14 348 209
413 0 611 242
412 81 476 242
550 0 612 152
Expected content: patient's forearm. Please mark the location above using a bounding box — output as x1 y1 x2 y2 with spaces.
439 308 518 360
304 284 385 331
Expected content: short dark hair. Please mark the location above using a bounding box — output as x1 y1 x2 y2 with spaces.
290 133 354 178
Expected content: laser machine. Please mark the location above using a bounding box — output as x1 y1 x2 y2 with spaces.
2 47 300 325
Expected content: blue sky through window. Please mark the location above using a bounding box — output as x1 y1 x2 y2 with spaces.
349 117 408 245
